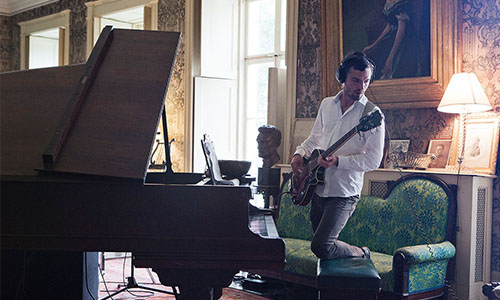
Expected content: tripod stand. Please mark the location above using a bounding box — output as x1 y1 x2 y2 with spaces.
101 253 177 299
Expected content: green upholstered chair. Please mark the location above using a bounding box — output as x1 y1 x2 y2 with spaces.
263 173 457 300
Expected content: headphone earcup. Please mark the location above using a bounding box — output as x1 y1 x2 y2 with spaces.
336 63 345 83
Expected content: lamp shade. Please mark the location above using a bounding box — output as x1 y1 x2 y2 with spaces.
437 72 492 113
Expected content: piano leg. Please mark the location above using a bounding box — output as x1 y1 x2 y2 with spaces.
153 268 237 300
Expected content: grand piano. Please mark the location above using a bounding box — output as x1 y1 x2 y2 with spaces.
0 27 285 299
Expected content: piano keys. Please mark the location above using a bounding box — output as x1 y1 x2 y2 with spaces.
1 27 285 300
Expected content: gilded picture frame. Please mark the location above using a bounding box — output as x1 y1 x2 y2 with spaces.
321 0 461 109
449 115 500 174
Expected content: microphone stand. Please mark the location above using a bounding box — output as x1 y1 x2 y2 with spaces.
101 253 178 299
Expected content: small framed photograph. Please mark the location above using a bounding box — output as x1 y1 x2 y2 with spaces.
427 139 452 168
449 114 500 174
389 139 410 153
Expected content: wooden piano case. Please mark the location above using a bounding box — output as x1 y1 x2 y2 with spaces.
1 27 284 300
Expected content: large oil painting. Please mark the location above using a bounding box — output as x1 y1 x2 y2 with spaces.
321 0 459 109
342 0 430 81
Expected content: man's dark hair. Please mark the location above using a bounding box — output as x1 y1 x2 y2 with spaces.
336 52 376 83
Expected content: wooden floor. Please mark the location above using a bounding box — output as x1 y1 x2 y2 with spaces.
98 253 275 300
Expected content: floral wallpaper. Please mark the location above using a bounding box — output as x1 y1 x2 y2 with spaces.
461 0 500 278
296 0 500 278
295 0 322 118
158 0 186 172
0 0 187 171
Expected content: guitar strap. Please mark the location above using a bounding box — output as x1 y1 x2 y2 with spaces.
361 100 377 119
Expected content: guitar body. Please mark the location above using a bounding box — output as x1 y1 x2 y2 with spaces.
290 149 325 206
289 109 383 206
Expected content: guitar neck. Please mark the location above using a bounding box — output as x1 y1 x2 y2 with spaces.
322 127 358 158
307 126 358 172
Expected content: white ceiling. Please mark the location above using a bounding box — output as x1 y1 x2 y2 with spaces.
102 6 144 25
0 0 58 16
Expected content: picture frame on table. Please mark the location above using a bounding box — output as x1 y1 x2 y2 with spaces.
390 139 410 153
427 139 452 169
384 139 410 169
448 115 500 174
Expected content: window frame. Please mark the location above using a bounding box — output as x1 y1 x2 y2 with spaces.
239 0 286 161
85 0 158 58
19 9 70 70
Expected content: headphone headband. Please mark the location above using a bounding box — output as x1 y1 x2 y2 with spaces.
336 52 376 83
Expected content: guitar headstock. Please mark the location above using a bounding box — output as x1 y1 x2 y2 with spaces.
357 110 382 132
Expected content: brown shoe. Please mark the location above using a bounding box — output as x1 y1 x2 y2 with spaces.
361 247 371 259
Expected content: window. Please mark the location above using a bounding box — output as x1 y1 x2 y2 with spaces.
19 10 70 69
242 0 286 174
85 0 157 57
192 0 286 175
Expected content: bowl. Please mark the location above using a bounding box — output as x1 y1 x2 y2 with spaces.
218 160 251 178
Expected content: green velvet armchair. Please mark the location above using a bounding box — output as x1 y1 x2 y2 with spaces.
262 173 457 299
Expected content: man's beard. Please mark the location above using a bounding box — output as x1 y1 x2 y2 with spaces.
346 89 363 101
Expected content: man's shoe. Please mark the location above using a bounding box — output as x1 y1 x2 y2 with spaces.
361 247 371 259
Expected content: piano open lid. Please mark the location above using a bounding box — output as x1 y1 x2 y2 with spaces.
0 27 181 181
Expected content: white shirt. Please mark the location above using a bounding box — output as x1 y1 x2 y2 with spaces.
294 91 385 197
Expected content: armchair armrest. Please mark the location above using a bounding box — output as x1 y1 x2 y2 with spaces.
393 241 456 295
394 241 456 264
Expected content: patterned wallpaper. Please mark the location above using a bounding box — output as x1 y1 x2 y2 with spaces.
158 0 186 172
461 0 500 278
295 0 322 118
0 0 187 171
296 0 500 276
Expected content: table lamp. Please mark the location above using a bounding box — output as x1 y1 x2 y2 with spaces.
437 72 492 169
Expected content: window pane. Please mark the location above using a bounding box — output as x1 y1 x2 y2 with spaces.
100 6 144 31
29 28 59 69
245 60 273 172
246 61 273 119
247 0 275 56
245 117 267 174
280 0 286 51
279 57 286 69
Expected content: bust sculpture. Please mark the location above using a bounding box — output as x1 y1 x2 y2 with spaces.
256 125 281 168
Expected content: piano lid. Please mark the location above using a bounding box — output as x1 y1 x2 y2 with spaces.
0 27 181 180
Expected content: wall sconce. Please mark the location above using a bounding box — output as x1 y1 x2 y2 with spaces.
437 72 492 169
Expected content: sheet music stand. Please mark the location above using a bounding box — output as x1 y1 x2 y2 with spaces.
201 134 237 185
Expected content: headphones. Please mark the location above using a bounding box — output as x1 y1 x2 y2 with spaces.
336 52 376 84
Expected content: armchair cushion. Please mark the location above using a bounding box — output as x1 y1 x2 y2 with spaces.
394 241 456 264
338 178 451 255
394 241 456 294
282 238 317 277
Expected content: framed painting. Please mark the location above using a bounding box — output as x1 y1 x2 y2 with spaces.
383 139 410 169
449 115 500 174
390 139 410 153
321 0 460 109
427 139 452 169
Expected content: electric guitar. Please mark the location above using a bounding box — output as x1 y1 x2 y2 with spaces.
290 110 382 206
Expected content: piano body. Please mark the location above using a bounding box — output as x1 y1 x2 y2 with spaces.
0 27 285 299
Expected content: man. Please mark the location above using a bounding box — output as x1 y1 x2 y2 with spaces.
257 125 282 168
290 52 385 259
